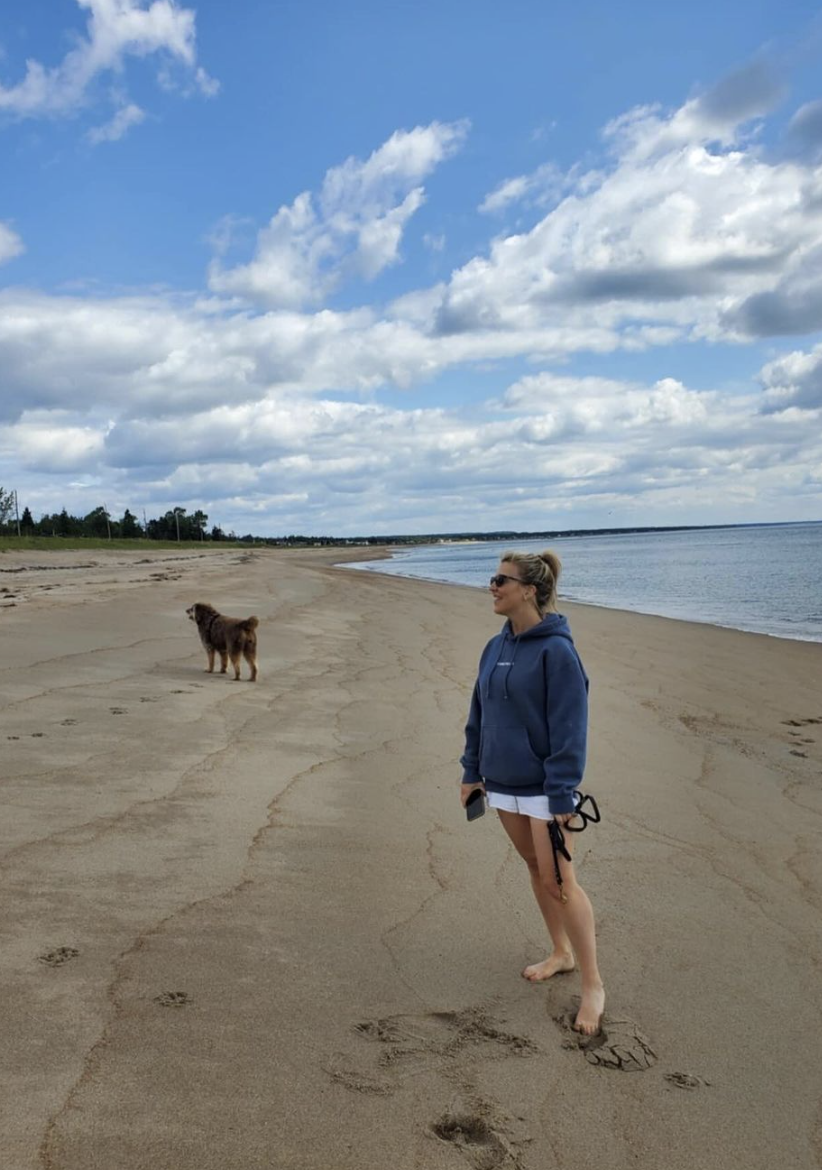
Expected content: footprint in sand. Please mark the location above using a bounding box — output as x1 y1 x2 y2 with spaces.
664 1071 711 1090
60 718 78 726
7 735 20 740
324 1061 392 1096
554 1009 657 1071
328 1007 538 1098
431 1113 517 1169
154 990 191 1007
38 946 80 967
31 732 45 738
109 707 127 715
355 1007 537 1070
789 750 808 758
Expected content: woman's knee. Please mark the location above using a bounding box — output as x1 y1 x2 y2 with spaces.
522 853 540 877
538 865 579 902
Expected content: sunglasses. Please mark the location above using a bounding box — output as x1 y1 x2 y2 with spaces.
489 573 522 588
547 793 601 902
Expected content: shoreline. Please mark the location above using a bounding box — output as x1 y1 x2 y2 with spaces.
1 546 821 1169
339 546 822 646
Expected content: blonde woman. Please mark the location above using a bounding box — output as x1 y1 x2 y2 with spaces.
460 550 604 1035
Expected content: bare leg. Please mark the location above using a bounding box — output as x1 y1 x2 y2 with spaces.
497 810 575 980
529 816 605 1035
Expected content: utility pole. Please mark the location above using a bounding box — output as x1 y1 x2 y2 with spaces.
175 509 180 542
14 490 20 537
103 503 111 539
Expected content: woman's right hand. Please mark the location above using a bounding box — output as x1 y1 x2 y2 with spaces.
460 781 485 808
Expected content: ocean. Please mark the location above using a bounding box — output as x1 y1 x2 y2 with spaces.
344 522 822 644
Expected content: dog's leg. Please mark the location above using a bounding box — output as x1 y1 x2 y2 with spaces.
229 652 242 680
219 652 229 674
244 646 258 682
206 648 215 674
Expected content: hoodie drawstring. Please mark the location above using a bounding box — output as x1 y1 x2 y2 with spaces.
485 633 509 699
483 630 520 699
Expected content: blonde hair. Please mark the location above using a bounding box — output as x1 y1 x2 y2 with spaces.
500 549 562 614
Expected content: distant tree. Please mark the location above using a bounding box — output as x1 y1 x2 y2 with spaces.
0 487 15 531
20 506 34 533
57 508 76 536
83 506 111 538
210 524 225 542
190 509 208 540
120 508 141 538
147 507 198 541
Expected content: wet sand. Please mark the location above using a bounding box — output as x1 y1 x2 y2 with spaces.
1 545 821 1169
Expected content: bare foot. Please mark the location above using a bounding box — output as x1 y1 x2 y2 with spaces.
522 952 575 982
573 984 605 1036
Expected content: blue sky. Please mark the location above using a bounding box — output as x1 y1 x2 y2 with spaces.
2 0 822 536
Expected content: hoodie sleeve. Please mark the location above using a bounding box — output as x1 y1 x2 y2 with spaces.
542 639 588 814
459 679 483 785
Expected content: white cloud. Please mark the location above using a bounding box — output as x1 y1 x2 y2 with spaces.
0 221 24 264
759 342 822 412
86 100 145 144
208 121 469 308
0 0 216 121
5 75 822 533
2 418 105 473
437 93 822 344
479 163 565 214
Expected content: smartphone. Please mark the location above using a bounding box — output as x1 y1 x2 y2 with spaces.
465 788 486 822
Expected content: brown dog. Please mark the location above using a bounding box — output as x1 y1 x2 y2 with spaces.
186 602 259 681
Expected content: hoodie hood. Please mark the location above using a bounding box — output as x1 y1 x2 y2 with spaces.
503 613 573 642
488 613 574 700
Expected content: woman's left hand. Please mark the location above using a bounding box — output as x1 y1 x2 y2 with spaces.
552 811 577 826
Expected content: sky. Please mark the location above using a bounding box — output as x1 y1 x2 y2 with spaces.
2 1 822 537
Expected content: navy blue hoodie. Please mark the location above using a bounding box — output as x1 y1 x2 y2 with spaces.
460 613 589 815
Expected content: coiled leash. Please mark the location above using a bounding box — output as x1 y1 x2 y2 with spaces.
548 792 601 903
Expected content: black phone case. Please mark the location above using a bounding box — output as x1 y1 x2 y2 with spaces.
466 789 486 821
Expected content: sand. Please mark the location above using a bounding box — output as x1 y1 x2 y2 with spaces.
1 545 821 1169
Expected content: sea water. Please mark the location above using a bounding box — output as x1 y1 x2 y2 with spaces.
344 522 822 643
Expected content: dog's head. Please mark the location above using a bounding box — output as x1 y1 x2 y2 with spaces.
186 602 217 624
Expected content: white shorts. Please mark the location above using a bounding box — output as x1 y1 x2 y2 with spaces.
485 791 554 820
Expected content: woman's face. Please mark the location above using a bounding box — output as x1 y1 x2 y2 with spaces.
490 561 531 618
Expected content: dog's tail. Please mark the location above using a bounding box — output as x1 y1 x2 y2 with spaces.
242 616 259 632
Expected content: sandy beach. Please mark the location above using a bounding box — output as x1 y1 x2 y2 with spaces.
1 545 821 1170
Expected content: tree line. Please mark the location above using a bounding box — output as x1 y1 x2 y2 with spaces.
0 490 224 541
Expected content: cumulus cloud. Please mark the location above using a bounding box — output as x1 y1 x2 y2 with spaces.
5 418 106 473
208 121 469 308
436 80 822 342
86 100 146 144
0 221 24 264
759 343 822 412
479 163 566 214
0 0 216 123
5 64 822 532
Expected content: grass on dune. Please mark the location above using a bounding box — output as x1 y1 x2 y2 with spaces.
0 536 248 553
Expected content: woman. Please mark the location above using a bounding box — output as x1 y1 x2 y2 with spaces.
460 549 604 1035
